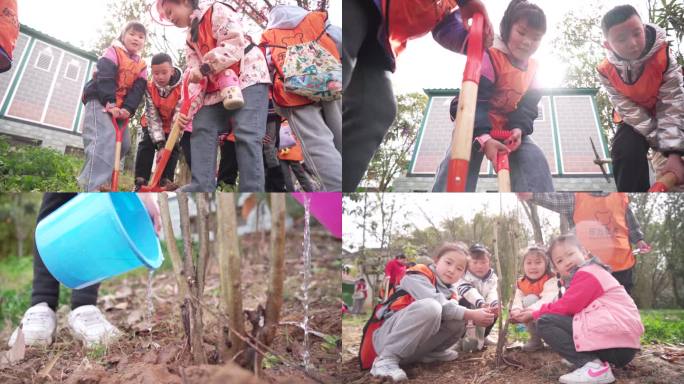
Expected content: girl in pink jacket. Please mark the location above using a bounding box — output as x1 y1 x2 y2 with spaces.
516 233 643 384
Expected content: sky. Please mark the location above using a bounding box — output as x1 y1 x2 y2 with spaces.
392 0 652 94
342 193 560 251
17 0 342 55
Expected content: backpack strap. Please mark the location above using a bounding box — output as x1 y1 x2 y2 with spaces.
314 23 331 42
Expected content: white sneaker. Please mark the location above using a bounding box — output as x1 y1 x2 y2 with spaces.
420 349 459 363
370 356 408 382
559 360 615 384
68 305 121 347
8 302 57 347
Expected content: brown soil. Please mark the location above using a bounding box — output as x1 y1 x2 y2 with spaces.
0 229 341 384
341 315 684 384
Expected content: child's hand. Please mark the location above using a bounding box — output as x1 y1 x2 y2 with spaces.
509 308 521 323
466 308 496 327
515 309 534 323
661 154 684 186
460 0 494 48
189 67 203 83
176 113 191 127
504 128 522 152
636 240 652 254
483 139 510 164
108 107 122 119
118 109 130 120
137 193 162 236
488 302 501 315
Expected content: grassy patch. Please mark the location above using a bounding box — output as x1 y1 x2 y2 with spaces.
0 238 181 328
640 309 684 344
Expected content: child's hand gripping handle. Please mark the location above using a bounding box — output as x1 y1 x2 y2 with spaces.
648 172 678 192
490 129 512 192
447 13 484 192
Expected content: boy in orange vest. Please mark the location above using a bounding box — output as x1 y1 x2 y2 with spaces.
134 53 189 189
342 0 493 191
0 0 18 73
518 192 652 294
79 21 147 191
597 5 684 192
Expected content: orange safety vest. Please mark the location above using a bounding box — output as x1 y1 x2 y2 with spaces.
359 264 457 370
573 193 634 272
144 81 181 134
0 0 18 71
113 46 147 108
516 273 552 297
260 11 340 108
488 47 538 132
597 44 668 120
380 0 458 60
191 5 242 92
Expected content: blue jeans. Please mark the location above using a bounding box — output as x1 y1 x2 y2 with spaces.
180 84 268 192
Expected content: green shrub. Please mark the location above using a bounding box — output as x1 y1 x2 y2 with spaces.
641 310 684 344
0 137 81 191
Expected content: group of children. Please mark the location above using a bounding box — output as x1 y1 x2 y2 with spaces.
342 0 684 192
76 0 342 192
360 235 644 384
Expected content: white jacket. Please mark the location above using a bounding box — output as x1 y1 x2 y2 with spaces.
456 269 499 308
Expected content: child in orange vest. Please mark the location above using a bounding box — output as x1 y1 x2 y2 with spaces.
518 192 651 294
260 5 342 191
597 5 684 192
515 234 643 384
134 53 189 189
342 0 493 191
432 0 554 192
360 242 496 381
158 0 271 192
79 21 147 191
0 0 18 73
509 245 559 351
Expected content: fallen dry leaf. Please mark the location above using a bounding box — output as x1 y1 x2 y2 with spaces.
0 325 26 367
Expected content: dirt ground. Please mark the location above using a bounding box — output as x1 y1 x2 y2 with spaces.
0 228 341 384
341 315 684 384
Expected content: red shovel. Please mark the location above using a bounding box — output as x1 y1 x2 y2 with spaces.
110 117 129 192
138 76 205 192
490 129 512 192
648 172 678 192
446 13 485 192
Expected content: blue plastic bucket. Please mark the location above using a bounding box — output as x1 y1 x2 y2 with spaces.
35 193 163 289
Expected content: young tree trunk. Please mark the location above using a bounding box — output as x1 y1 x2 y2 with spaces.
559 213 570 234
196 193 211 294
216 193 245 359
521 201 544 244
256 194 287 374
176 193 207 364
158 194 190 299
159 194 201 362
